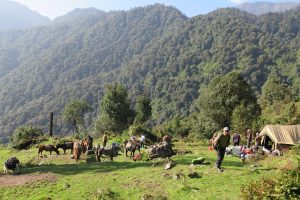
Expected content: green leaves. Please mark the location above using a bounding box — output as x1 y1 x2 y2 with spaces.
96 83 133 133
63 100 92 133
134 94 152 125
197 72 260 133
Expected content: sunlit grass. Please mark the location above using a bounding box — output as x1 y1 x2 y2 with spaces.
0 142 297 200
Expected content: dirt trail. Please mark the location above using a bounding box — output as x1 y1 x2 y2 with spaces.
0 173 57 187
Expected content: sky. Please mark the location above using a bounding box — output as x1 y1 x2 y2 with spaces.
12 0 300 19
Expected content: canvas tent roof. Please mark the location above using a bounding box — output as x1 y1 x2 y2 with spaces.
259 124 300 146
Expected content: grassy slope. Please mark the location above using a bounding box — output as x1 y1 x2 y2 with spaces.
0 141 297 200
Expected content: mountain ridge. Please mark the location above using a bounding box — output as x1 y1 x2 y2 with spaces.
0 5 299 139
0 0 51 30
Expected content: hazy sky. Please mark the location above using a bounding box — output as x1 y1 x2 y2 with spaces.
12 0 300 19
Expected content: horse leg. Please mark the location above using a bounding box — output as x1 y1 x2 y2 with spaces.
64 149 66 155
125 149 128 157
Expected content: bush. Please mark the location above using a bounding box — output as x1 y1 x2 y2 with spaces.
240 159 300 199
11 126 44 149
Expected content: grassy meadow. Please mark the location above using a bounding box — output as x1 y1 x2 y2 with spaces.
0 140 298 200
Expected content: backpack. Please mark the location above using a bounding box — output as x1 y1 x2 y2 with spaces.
212 134 221 150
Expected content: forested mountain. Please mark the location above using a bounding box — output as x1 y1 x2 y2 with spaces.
237 2 300 15
0 4 300 139
0 0 51 30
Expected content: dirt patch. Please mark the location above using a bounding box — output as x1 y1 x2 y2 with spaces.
0 173 57 187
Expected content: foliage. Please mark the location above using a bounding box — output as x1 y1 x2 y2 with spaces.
128 124 158 143
63 100 92 134
10 126 44 149
259 76 293 107
231 102 260 133
196 72 260 135
241 159 300 200
133 94 152 125
0 6 300 137
96 83 133 133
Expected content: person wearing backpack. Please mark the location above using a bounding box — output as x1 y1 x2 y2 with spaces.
213 127 231 172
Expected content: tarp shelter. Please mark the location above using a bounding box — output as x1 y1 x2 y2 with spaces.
258 125 300 150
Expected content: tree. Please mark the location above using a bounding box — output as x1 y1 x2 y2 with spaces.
134 94 152 125
231 102 260 133
96 83 133 133
63 100 92 134
197 72 260 135
259 77 292 107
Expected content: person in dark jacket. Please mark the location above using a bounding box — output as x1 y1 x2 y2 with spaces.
232 132 241 146
213 127 231 172
246 129 253 148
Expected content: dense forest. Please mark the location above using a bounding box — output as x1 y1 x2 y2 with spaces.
0 4 300 142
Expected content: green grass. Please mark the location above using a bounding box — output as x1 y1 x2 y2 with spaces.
0 142 298 200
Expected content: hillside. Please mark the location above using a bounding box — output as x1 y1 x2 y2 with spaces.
0 4 300 138
237 2 300 15
0 0 51 30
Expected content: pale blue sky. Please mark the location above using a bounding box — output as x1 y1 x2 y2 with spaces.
12 0 300 19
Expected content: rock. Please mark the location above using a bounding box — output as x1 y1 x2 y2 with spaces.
188 172 201 179
164 159 175 170
173 173 185 180
192 157 205 165
176 149 192 155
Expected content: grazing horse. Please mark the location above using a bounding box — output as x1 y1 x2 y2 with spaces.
125 140 141 158
56 142 73 154
38 145 59 157
72 141 82 162
95 143 121 162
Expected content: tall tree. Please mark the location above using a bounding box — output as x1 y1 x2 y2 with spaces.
96 83 132 133
63 100 92 134
259 76 292 107
196 72 260 134
134 94 152 125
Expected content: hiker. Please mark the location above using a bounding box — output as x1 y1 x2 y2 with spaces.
140 134 145 148
102 133 108 147
232 132 241 146
246 129 253 148
213 127 231 172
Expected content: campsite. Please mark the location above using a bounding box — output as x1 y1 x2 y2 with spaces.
0 130 299 200
1 0 300 199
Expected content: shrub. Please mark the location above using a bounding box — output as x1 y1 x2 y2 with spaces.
240 159 300 199
10 126 44 149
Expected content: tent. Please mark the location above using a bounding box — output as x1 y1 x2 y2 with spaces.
258 124 300 150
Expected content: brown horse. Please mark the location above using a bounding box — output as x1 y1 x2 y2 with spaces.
125 140 141 158
71 141 82 162
80 139 90 154
38 145 59 157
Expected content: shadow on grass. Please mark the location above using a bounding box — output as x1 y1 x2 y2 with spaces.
21 161 155 176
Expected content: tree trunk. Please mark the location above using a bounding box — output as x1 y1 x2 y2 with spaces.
49 112 53 137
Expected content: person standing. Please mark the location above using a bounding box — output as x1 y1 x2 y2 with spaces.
140 134 145 148
232 132 241 146
102 132 108 147
246 129 253 148
213 127 231 172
